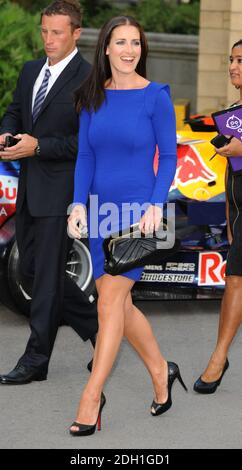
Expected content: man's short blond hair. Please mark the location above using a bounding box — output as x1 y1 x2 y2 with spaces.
41 1 83 30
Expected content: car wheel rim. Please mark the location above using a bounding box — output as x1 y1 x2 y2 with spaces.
66 239 93 291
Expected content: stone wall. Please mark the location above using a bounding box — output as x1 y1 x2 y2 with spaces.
197 0 242 113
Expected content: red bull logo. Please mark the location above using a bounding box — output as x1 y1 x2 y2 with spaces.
198 252 226 286
171 145 216 190
0 175 18 226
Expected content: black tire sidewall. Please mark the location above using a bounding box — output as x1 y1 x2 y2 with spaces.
7 239 96 315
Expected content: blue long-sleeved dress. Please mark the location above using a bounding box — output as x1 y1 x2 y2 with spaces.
73 82 177 281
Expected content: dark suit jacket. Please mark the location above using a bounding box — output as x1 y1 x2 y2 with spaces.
0 51 90 216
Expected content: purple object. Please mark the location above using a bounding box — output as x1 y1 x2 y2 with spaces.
212 104 242 171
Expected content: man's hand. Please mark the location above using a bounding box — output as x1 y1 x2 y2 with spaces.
0 132 12 149
215 136 242 158
0 133 38 160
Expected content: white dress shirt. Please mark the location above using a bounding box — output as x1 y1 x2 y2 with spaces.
32 47 78 111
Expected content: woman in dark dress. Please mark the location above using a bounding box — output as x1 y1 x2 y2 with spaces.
194 39 242 394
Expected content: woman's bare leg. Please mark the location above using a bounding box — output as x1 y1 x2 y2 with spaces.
123 293 168 404
94 280 168 404
202 275 242 382
70 274 133 430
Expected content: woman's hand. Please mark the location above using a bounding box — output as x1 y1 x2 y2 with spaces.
227 225 233 245
139 204 162 235
215 137 242 157
67 204 87 239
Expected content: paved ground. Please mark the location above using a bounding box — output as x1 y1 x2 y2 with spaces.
0 298 241 449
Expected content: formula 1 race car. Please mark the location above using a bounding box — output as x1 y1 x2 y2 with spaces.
133 115 228 300
0 160 96 313
0 115 228 313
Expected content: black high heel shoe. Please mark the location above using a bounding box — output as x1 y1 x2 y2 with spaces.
69 392 106 436
193 358 229 394
151 362 187 416
87 359 93 373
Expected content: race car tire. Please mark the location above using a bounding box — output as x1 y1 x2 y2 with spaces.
7 239 96 316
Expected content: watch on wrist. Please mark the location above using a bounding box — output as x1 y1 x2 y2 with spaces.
34 142 40 156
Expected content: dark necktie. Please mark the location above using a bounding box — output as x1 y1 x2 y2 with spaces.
32 68 51 123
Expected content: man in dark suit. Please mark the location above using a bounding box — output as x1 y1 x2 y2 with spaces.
0 0 97 384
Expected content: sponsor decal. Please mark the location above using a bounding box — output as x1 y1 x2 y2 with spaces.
198 251 226 286
0 163 19 226
145 265 164 270
0 176 18 202
165 262 196 272
171 145 216 190
140 272 195 283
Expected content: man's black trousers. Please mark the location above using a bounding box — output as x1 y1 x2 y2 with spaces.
15 202 98 373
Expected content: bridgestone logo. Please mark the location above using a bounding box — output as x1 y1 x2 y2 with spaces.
141 273 195 283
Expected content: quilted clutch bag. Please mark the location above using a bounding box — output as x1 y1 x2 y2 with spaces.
102 220 180 276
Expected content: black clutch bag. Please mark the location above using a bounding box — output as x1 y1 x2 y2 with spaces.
103 220 180 276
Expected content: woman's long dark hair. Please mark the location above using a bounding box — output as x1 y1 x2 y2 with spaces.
75 16 148 113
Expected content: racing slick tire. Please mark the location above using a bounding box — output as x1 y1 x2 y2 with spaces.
7 239 96 316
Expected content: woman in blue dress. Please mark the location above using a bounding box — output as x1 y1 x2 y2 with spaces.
68 16 186 436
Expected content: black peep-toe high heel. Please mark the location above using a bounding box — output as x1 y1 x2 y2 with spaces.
69 392 106 436
151 362 187 416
